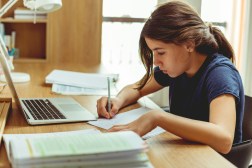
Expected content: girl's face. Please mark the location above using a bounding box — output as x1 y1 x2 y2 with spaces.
145 37 192 78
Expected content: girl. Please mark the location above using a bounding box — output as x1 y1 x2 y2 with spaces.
97 1 244 154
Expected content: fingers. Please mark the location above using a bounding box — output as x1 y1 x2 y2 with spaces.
109 106 119 118
97 97 110 119
108 124 142 136
97 97 120 119
108 124 129 132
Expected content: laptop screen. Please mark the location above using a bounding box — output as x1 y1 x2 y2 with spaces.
0 37 21 108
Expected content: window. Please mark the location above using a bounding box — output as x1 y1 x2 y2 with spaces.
102 0 157 66
201 0 232 40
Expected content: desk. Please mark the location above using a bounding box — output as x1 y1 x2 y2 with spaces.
0 62 235 168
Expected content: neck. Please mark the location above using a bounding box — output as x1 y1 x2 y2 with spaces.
186 52 207 77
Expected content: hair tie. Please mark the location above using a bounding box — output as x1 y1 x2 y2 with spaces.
205 22 213 34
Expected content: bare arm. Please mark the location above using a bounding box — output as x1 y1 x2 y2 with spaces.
97 75 164 118
156 94 235 153
110 94 236 154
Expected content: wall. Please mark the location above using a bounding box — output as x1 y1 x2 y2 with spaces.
47 0 102 65
243 0 252 96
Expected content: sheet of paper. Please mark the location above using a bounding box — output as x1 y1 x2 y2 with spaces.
88 107 166 139
45 69 119 89
51 83 118 96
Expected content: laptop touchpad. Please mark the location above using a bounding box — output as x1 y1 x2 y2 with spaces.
58 104 84 112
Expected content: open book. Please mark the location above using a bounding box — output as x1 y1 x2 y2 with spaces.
3 129 153 168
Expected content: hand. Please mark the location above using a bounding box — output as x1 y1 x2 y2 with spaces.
96 96 123 119
108 110 159 137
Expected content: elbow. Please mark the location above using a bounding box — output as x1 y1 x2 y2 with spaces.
215 136 233 154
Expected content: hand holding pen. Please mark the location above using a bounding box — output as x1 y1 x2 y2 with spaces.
96 77 122 119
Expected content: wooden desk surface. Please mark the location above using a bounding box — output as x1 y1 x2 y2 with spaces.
0 62 235 168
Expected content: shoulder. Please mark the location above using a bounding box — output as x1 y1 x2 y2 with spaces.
205 54 240 82
203 53 243 103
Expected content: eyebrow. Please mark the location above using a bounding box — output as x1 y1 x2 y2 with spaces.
152 48 164 51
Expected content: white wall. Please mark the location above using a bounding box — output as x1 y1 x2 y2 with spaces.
243 0 252 96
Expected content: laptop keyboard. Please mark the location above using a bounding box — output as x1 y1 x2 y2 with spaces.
22 99 66 120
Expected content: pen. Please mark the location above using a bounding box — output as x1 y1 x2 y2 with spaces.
107 77 111 113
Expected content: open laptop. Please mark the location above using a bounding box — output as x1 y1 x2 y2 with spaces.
0 42 97 125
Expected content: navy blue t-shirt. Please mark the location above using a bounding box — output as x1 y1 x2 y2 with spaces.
154 53 244 144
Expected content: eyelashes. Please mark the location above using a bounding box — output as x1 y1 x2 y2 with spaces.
157 52 165 56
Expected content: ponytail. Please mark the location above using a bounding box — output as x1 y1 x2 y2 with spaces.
210 26 235 63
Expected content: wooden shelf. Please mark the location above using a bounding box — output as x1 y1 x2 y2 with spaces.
0 0 103 65
13 58 47 63
3 22 46 60
0 18 47 23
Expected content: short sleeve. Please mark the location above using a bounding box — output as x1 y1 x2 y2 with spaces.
154 66 171 86
205 65 241 103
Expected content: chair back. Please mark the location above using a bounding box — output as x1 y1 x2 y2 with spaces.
243 95 252 140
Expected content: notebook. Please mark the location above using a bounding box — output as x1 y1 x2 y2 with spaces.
0 46 97 125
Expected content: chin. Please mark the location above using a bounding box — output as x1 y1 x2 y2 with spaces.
168 74 177 78
163 70 181 78
167 72 180 78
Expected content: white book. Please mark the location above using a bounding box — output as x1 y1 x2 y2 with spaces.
14 15 47 20
45 69 119 89
4 35 11 49
4 130 151 168
14 8 46 15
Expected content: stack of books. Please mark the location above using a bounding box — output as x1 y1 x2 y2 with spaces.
14 8 47 19
3 129 153 168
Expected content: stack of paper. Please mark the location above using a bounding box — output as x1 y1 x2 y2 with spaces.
3 129 153 168
45 69 119 96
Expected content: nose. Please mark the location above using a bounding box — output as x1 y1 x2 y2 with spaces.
153 54 160 67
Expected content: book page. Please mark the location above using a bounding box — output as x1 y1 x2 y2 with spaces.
9 131 146 160
3 129 101 162
88 107 166 139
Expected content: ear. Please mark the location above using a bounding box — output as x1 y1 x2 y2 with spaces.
184 41 195 53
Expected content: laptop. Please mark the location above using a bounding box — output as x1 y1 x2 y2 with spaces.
0 44 97 125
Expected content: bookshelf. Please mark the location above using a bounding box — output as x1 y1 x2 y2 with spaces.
0 0 102 65
0 0 48 62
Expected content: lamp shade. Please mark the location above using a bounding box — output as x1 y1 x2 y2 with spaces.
23 0 62 13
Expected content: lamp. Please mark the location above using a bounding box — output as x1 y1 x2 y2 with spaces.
24 0 62 13
0 0 62 83
0 0 62 17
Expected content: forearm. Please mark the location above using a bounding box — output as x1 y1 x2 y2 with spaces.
156 111 233 154
116 83 142 109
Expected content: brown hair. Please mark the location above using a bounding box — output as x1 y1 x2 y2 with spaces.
137 1 234 89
